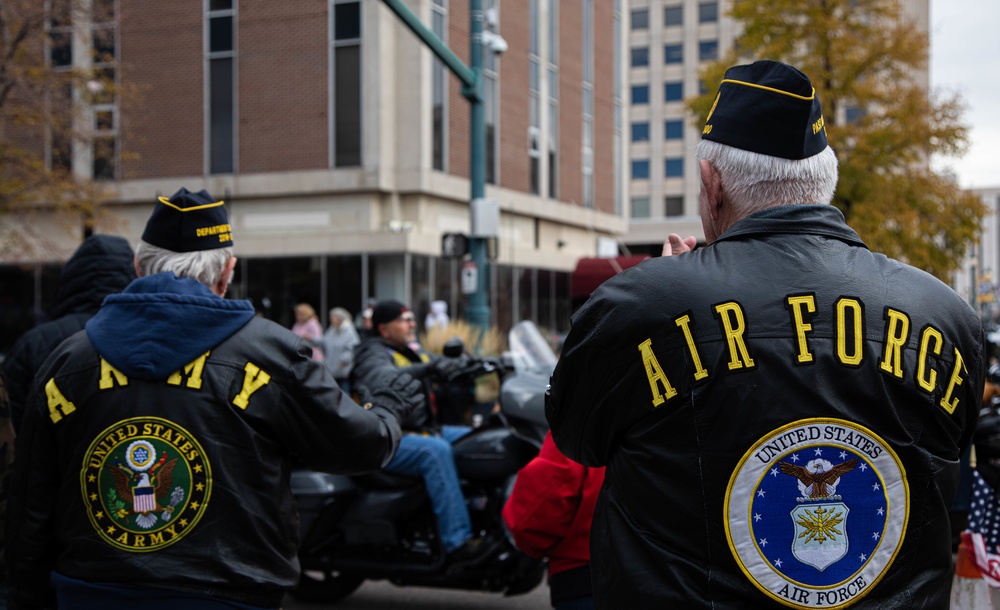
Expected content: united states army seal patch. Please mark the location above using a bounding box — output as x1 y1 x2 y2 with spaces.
725 418 908 609
81 417 212 552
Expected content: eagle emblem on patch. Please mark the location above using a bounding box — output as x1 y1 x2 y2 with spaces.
725 418 908 609
81 417 212 552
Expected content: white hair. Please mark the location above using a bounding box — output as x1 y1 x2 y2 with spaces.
697 140 839 217
135 240 233 289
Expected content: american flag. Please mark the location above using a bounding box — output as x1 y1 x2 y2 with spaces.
134 486 156 513
967 470 1000 552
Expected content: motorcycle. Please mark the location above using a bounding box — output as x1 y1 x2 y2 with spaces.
289 321 557 603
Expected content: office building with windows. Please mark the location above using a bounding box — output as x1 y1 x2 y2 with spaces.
0 0 627 350
624 0 738 253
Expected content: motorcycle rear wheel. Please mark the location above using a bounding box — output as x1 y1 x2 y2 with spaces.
290 569 365 603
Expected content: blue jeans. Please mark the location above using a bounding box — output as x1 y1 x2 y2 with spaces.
385 425 471 552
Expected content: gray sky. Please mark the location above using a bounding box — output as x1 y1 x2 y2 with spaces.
929 0 999 189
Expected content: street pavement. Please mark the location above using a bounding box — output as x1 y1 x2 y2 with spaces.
282 578 550 609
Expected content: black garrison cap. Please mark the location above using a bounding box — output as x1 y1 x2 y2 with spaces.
701 60 828 160
141 187 233 252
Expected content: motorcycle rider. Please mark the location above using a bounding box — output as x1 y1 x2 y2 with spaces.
352 299 494 563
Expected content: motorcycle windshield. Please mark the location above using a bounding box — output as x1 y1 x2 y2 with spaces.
507 321 558 375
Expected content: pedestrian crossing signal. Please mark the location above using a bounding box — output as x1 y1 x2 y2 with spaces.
442 233 468 258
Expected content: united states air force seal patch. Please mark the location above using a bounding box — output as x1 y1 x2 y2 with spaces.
81 417 212 552
725 418 908 609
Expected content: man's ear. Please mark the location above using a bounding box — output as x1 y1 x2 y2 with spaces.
214 256 237 297
133 255 142 278
699 159 723 223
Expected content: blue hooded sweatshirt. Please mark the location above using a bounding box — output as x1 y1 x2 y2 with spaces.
85 273 256 380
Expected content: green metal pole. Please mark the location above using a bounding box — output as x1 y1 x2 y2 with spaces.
466 0 490 334
380 0 490 336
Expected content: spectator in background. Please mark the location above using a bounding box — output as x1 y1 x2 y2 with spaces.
1 234 135 431
425 300 450 332
357 299 376 337
503 431 605 610
291 302 324 361
323 307 360 393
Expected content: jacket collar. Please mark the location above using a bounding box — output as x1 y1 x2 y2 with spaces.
713 204 868 249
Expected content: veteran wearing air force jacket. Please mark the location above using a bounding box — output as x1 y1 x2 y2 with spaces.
6 188 420 610
546 60 985 609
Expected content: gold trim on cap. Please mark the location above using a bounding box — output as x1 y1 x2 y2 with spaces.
720 79 816 101
157 196 226 212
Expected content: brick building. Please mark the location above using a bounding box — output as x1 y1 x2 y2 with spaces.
0 0 626 350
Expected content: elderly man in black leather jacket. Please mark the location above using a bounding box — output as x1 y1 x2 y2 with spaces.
547 61 985 609
5 188 420 610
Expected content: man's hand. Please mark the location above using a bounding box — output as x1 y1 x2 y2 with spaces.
429 357 462 382
662 234 697 256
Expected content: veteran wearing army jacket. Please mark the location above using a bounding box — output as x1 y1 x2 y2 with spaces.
547 61 985 609
5 189 419 609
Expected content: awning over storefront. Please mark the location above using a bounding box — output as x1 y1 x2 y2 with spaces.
571 255 650 299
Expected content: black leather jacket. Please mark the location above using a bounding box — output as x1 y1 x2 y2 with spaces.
548 205 984 609
6 274 411 609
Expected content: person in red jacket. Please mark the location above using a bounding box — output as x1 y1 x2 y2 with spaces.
502 431 606 610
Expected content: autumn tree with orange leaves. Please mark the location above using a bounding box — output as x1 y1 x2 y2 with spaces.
688 0 984 282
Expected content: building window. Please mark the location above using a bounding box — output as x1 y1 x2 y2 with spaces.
664 5 683 27
547 0 559 199
529 0 541 194
699 1 718 23
631 84 649 104
664 44 683 64
208 1 235 174
631 8 648 29
631 47 649 68
699 40 718 62
632 159 650 180
582 0 594 207
631 122 650 142
665 158 684 178
432 0 448 171
614 0 623 216
631 196 651 218
91 1 119 180
664 81 683 102
665 119 683 140
665 196 684 216
331 0 362 167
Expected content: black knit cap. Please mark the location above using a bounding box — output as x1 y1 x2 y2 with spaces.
702 60 828 160
141 187 233 252
371 299 410 328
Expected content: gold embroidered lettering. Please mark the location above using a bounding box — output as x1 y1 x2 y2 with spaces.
233 362 271 410
166 351 210 389
786 295 816 364
638 339 677 407
674 314 708 380
45 378 77 423
99 358 129 390
879 309 910 379
917 326 943 392
836 298 863 366
714 302 755 370
940 347 967 415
